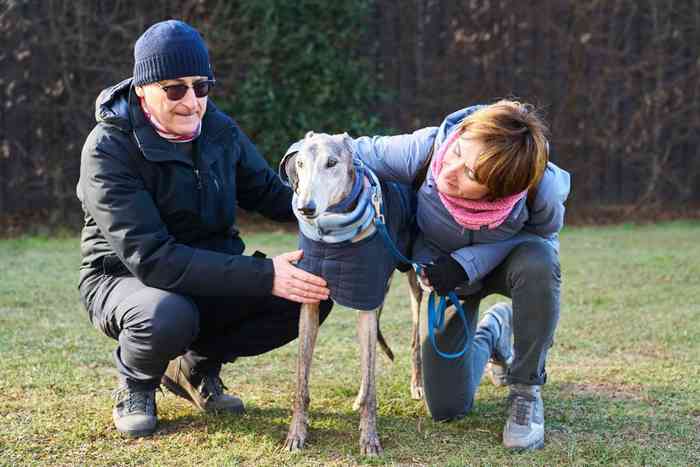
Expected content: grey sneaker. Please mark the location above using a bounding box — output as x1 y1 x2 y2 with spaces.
161 357 245 414
112 387 157 437
478 302 513 387
503 384 545 450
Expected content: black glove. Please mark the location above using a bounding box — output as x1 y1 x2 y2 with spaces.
424 255 468 295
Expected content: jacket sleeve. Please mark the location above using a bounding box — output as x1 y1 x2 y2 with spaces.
450 230 555 285
450 162 571 284
234 125 295 221
523 162 571 238
352 127 439 184
79 128 275 297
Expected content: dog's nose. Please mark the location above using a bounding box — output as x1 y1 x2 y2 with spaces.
298 200 317 217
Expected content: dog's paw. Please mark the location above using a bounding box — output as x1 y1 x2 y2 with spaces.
284 435 306 452
360 432 383 456
410 384 424 400
284 414 309 452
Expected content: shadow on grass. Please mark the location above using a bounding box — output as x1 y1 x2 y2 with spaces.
157 403 434 452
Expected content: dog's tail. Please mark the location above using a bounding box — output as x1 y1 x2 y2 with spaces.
377 274 395 361
376 304 395 361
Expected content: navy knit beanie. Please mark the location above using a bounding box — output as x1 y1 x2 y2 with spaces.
133 20 213 86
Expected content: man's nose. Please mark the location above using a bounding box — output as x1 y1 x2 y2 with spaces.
180 87 198 108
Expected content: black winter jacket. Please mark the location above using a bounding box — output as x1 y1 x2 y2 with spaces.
77 78 293 302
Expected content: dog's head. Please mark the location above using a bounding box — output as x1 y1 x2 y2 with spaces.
283 131 356 219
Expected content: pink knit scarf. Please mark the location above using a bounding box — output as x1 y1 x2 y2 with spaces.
431 130 526 230
138 97 201 142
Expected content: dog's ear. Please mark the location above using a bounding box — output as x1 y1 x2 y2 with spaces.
284 153 299 192
305 130 315 141
341 132 355 155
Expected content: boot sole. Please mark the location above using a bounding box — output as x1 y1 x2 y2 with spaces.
161 374 245 414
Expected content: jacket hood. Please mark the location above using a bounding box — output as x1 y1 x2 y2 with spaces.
92 78 235 165
94 77 133 131
434 105 486 149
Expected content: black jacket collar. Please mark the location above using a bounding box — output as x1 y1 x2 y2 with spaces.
95 78 233 167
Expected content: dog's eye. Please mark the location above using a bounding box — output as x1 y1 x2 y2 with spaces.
296 159 304 168
326 158 338 168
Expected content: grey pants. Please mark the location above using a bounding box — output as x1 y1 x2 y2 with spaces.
82 275 333 391
421 241 561 421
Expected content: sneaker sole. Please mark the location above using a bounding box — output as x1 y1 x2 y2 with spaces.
486 360 508 387
116 426 157 438
505 438 545 451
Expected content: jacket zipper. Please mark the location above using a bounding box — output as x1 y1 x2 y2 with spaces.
193 168 202 190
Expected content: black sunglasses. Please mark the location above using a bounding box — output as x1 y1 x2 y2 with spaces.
156 79 215 101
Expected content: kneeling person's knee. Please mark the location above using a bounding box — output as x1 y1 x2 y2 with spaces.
146 292 200 355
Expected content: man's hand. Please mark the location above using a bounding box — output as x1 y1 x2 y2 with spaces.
272 250 330 304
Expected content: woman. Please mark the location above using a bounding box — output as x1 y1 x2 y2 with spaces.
351 101 570 450
77 20 331 438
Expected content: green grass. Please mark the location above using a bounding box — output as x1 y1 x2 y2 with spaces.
1 222 699 466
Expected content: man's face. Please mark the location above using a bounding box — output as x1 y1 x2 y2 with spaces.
135 75 209 135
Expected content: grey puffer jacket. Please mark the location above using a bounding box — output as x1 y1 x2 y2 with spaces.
352 106 571 293
77 78 293 303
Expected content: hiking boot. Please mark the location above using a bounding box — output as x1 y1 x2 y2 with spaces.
112 386 157 437
503 384 545 450
478 302 513 387
161 357 245 414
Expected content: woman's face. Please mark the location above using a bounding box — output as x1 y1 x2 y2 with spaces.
436 132 490 200
135 75 208 135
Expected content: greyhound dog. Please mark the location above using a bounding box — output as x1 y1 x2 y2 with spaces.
281 131 425 455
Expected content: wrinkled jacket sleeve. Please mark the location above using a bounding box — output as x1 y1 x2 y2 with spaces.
234 126 294 221
80 127 275 296
451 162 571 285
352 127 439 184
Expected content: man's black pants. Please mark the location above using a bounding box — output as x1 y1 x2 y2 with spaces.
82 275 333 390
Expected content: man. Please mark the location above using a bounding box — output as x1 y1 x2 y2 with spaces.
77 19 331 438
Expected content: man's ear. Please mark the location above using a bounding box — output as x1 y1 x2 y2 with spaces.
285 153 299 192
134 85 145 97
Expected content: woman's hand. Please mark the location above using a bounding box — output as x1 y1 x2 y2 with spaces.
272 250 330 304
423 255 468 296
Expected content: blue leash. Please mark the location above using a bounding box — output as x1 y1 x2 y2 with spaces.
362 162 474 359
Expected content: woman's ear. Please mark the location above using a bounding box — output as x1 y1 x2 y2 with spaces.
134 85 145 97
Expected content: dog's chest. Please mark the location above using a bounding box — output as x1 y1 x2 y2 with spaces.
296 182 415 311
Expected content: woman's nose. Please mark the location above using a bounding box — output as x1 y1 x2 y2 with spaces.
443 158 462 176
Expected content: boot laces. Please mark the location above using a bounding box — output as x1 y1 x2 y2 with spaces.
113 387 156 415
200 375 228 401
508 392 535 426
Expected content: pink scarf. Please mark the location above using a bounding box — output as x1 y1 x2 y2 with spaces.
138 97 201 143
431 130 526 230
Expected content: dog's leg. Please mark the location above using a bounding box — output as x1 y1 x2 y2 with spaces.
355 310 383 456
406 269 424 400
354 273 395 412
284 302 320 452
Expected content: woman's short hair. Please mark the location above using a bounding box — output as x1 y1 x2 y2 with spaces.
457 99 550 200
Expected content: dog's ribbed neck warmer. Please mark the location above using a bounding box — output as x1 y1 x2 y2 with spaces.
293 165 375 243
